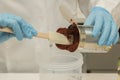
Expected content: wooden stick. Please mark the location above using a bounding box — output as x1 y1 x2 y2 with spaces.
36 32 49 39
0 27 49 40
0 27 71 45
0 27 13 33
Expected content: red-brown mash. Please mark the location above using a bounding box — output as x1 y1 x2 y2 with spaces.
56 23 80 52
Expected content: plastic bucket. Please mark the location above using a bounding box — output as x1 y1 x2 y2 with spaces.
39 55 83 80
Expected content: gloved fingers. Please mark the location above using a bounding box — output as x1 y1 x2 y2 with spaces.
24 27 32 39
84 12 95 26
0 14 37 41
113 32 119 45
92 16 103 37
13 16 37 38
22 24 37 39
29 25 37 36
0 18 23 40
106 21 118 45
0 32 14 43
0 14 37 39
98 18 111 45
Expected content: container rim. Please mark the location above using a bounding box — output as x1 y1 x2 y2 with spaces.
41 55 83 71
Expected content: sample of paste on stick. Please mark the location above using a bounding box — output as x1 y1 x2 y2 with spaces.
56 23 80 52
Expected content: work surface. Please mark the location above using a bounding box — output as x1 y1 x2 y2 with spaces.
0 73 117 80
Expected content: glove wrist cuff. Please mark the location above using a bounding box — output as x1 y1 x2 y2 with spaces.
91 7 110 14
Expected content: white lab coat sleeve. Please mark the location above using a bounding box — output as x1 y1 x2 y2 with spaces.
58 0 78 22
95 0 120 27
96 0 120 13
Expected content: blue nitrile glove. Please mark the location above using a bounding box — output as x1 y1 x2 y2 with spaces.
84 7 119 46
0 13 37 43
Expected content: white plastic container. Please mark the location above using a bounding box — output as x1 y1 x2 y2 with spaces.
39 55 83 80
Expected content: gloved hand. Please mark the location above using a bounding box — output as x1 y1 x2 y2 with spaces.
84 7 119 46
0 13 37 43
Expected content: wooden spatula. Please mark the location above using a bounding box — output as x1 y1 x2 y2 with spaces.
0 27 71 45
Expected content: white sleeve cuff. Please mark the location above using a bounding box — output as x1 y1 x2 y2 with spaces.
96 0 120 13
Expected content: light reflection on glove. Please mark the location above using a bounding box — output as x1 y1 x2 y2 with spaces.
0 13 37 43
84 7 119 46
